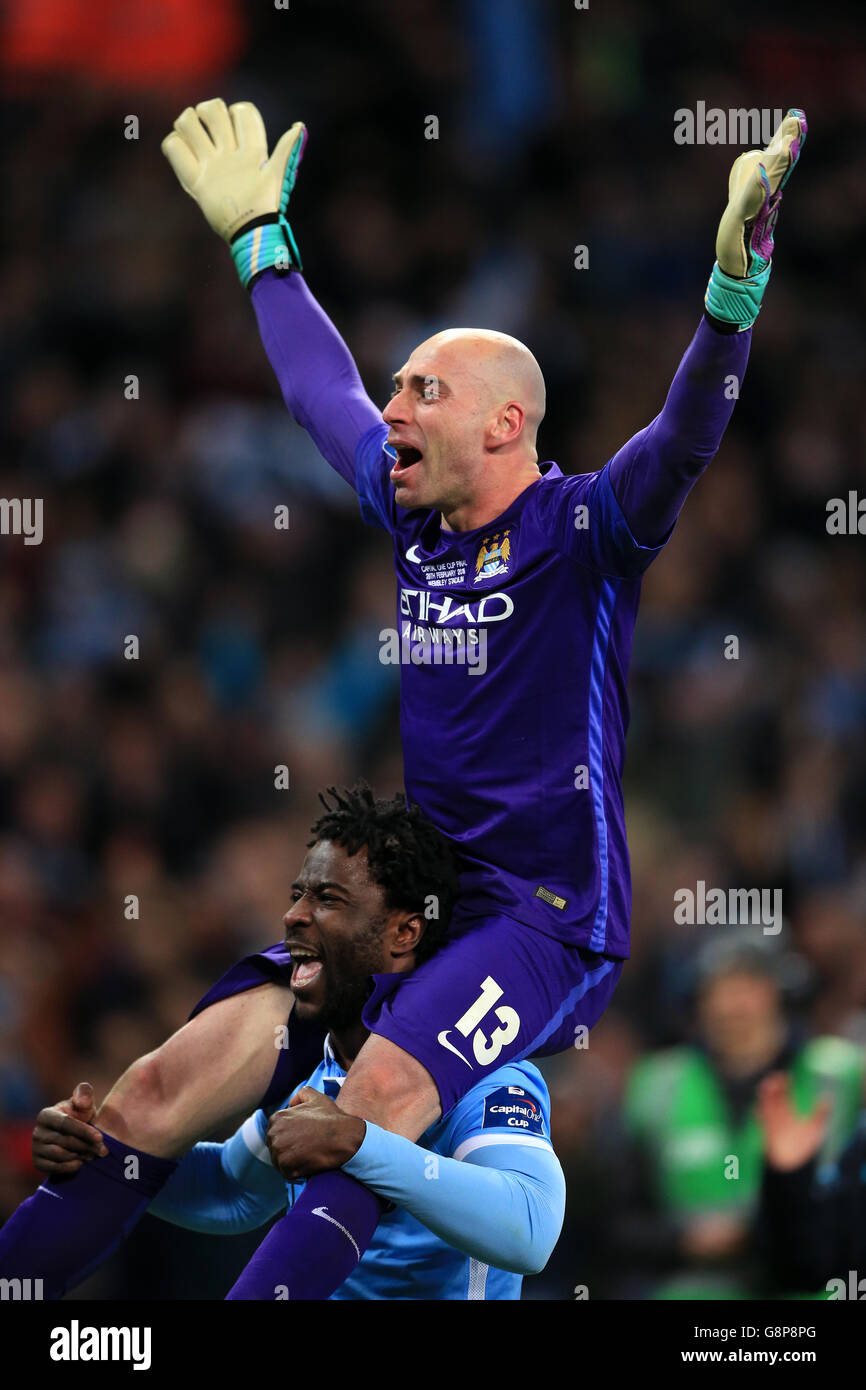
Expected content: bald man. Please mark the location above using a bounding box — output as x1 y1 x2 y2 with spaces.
6 102 802 1302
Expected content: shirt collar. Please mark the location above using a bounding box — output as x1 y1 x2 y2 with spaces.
421 460 561 550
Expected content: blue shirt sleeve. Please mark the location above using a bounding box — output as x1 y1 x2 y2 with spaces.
148 1111 288 1235
436 1061 554 1157
342 1063 565 1275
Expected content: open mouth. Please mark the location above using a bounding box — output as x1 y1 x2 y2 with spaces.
390 443 424 482
287 948 324 991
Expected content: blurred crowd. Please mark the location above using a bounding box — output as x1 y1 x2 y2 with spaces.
1 0 864 1298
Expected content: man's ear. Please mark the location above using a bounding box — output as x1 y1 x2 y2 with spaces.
488 401 524 449
390 910 425 960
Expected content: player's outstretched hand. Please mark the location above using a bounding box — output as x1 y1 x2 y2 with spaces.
716 108 807 279
705 107 806 332
162 99 307 289
31 1081 109 1175
757 1071 831 1173
266 1087 366 1181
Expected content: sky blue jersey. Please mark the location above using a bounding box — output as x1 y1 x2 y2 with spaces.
275 1041 552 1301
153 1037 561 1301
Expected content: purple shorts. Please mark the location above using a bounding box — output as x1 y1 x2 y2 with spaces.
191 909 623 1116
360 906 623 1113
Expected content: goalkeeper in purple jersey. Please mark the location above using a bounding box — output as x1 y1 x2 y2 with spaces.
0 101 806 1300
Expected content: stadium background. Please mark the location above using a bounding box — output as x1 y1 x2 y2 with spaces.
1 0 864 1299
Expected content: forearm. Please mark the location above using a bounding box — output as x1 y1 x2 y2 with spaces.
343 1125 565 1275
251 271 383 486
150 1134 286 1235
608 315 751 546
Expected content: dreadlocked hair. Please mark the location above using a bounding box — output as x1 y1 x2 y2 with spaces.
308 781 459 964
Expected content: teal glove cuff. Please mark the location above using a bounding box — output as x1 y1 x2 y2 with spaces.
704 259 771 332
230 214 302 291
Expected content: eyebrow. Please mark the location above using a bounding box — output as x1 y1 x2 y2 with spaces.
391 371 450 396
291 879 350 896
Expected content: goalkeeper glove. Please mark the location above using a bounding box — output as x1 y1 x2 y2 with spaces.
705 107 807 332
162 98 306 291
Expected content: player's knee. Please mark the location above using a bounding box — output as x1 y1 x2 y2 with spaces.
361 1050 415 1102
338 1044 440 1134
96 1050 182 1156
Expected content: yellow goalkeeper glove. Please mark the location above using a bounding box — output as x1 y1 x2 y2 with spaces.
705 108 807 331
162 98 306 290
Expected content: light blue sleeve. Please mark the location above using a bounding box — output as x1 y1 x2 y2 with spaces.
148 1111 288 1235
342 1067 565 1275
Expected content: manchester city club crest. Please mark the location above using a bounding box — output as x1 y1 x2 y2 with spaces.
474 530 512 582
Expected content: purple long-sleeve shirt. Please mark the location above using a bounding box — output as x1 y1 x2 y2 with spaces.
252 271 749 956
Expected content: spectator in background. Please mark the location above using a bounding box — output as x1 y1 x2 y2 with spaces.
756 1071 866 1297
602 935 864 1299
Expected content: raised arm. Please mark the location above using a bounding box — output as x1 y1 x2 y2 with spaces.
251 272 383 487
607 317 750 547
608 109 806 548
162 99 383 490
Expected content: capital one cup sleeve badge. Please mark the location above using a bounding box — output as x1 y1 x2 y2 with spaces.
474 530 512 583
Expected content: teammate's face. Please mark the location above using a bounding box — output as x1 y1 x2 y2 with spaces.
282 839 420 1032
383 340 497 516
